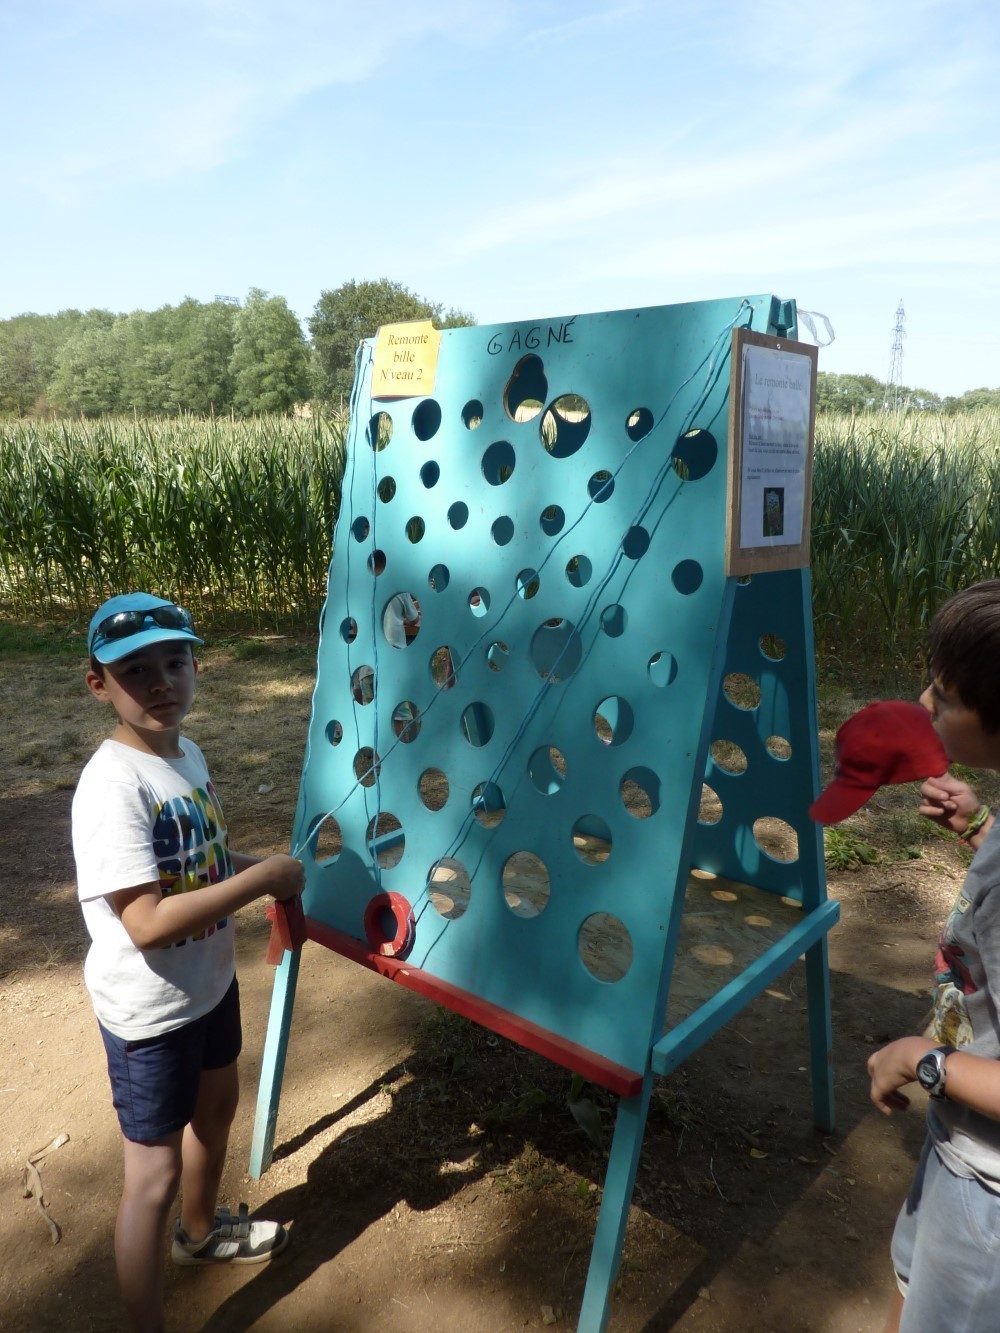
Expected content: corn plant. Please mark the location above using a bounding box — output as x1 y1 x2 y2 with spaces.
812 408 1000 679
0 413 346 629
3 404 1000 667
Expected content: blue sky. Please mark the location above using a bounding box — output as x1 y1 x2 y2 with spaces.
2 0 998 397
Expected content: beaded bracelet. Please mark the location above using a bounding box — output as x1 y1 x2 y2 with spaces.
959 804 993 844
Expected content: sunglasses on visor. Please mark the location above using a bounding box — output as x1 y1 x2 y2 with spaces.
95 604 196 642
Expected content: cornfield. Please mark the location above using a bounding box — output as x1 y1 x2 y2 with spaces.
812 408 1000 677
2 407 999 677
0 414 346 629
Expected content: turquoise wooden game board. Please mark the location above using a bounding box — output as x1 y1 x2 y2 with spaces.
251 294 838 1331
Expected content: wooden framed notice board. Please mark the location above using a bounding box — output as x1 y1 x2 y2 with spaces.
726 327 818 577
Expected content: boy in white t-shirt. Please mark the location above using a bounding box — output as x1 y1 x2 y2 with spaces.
72 592 304 1333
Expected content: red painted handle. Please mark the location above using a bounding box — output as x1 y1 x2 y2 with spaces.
265 896 307 964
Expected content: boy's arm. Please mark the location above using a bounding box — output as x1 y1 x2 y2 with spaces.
869 1036 1000 1121
231 851 262 873
111 853 304 950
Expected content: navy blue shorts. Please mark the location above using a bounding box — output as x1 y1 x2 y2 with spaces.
98 975 242 1143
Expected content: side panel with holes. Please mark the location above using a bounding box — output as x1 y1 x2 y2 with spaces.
292 296 802 1076
692 565 826 903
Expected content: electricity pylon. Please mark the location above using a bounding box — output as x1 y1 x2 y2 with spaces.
883 300 905 410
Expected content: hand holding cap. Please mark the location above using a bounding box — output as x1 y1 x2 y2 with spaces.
809 700 949 825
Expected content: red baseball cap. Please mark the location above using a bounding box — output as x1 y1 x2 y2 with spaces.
809 700 949 825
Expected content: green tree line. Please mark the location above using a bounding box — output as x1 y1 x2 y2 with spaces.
816 371 1000 415
0 280 475 418
6 283 995 419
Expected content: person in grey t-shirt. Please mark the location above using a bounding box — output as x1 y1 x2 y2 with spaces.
867 580 1000 1333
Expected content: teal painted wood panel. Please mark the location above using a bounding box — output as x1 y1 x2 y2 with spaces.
293 294 797 1077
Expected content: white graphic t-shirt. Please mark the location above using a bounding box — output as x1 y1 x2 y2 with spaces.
72 737 236 1040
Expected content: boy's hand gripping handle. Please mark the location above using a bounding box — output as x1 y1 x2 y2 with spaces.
265 895 307 964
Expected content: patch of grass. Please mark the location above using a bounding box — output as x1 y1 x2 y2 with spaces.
14 743 50 767
921 818 957 840
482 1086 550 1131
33 940 75 968
493 1143 562 1193
892 844 924 862
824 827 879 871
573 1175 602 1209
416 1006 468 1053
886 812 932 862
211 635 318 670
0 619 85 658
227 637 285 661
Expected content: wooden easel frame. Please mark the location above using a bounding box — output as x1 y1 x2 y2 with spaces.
250 300 837 1333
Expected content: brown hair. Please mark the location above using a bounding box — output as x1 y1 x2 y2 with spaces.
927 579 1000 732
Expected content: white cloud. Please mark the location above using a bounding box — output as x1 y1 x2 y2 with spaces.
448 20 1000 280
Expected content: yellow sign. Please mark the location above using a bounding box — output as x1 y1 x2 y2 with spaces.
372 321 441 399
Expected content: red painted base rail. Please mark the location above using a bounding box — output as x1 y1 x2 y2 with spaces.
305 917 644 1098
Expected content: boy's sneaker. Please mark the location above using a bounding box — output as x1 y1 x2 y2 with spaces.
171 1203 288 1266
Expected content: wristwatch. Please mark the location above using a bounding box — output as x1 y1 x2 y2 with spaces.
916 1045 956 1099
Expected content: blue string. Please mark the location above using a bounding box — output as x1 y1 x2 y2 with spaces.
364 356 385 891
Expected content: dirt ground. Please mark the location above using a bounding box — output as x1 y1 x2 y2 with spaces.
0 638 978 1331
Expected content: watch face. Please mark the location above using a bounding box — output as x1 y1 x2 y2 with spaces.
917 1049 950 1094
917 1058 938 1090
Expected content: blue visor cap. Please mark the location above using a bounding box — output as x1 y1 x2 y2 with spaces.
88 593 204 664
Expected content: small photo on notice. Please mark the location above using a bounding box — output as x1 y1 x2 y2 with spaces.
763 487 784 537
